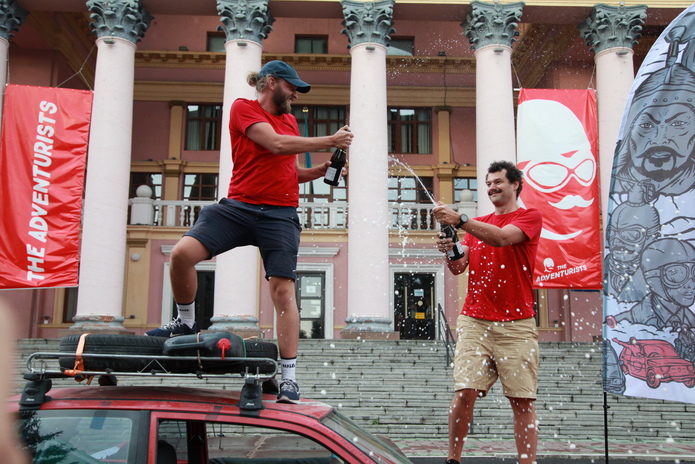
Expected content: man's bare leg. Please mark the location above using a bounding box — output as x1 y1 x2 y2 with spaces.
509 397 538 464
269 276 301 403
448 389 480 462
169 236 210 305
268 276 300 359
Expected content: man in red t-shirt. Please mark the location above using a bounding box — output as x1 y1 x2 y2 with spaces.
147 60 353 404
433 160 542 464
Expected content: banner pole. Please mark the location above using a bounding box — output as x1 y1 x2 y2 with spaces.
603 390 609 464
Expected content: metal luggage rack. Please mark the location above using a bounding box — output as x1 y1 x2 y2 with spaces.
24 351 279 380
20 351 280 413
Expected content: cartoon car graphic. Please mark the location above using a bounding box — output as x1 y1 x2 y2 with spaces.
603 339 626 394
612 337 695 389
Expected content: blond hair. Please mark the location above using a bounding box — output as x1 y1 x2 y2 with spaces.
246 71 271 93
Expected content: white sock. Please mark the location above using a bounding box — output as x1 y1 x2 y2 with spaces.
176 301 195 327
281 357 297 382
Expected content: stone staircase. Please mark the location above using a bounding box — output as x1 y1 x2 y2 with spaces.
12 338 695 442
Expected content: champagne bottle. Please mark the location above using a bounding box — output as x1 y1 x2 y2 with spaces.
324 148 347 186
440 224 465 261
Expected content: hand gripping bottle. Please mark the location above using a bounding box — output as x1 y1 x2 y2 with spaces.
440 224 464 261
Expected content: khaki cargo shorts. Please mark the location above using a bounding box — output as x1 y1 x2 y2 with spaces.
453 314 539 399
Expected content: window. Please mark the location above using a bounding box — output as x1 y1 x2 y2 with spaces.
186 104 222 151
158 419 344 462
183 173 218 201
182 173 218 227
62 288 78 323
389 176 435 230
389 37 415 55
129 172 162 200
292 105 350 223
388 108 432 154
295 36 328 54
207 32 225 52
388 176 433 203
298 180 347 229
129 172 163 225
454 177 478 202
20 410 143 462
291 105 347 142
299 179 347 202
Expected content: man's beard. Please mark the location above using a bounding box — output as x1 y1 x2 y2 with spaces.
273 87 292 114
633 145 686 182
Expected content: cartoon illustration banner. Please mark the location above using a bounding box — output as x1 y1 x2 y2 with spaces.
517 89 603 289
0 84 92 289
604 5 695 404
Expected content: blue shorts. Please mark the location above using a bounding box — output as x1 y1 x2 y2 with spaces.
184 198 302 281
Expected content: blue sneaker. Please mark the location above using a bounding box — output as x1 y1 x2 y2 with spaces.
276 379 301 404
145 318 196 337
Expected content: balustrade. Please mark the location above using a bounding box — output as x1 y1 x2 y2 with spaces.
130 199 440 231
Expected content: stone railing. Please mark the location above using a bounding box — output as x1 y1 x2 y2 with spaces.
129 197 449 232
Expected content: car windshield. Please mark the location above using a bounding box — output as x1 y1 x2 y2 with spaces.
647 343 679 357
17 409 144 463
321 410 413 464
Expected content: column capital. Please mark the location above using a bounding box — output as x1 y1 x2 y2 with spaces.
579 4 647 55
216 0 274 44
434 105 453 114
159 158 186 176
87 0 153 44
341 0 395 49
462 1 524 51
169 100 187 108
0 0 27 42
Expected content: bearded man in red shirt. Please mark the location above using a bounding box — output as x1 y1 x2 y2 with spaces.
148 61 353 404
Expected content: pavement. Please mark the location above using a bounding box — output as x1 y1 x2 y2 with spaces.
394 438 695 463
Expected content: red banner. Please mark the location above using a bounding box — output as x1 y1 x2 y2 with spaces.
0 85 92 289
517 89 602 289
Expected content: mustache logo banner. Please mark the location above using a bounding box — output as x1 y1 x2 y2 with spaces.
517 89 603 289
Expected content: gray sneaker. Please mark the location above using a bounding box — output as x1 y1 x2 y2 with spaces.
276 379 300 404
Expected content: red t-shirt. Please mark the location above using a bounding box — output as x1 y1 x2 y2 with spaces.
227 98 300 206
461 208 542 322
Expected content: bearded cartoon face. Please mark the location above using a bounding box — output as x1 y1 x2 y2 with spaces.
628 103 695 184
615 63 695 196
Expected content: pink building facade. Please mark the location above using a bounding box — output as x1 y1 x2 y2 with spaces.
0 0 688 343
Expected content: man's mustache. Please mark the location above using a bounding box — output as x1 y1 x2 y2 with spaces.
549 195 594 210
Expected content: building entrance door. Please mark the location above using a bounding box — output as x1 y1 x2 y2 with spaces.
295 271 326 339
394 272 436 340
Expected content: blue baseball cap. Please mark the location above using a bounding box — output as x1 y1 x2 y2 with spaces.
258 60 311 93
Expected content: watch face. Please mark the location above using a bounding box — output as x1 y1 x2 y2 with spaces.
460 214 468 223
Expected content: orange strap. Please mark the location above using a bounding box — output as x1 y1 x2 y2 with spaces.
63 333 91 380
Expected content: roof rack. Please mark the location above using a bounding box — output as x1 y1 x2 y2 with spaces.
20 351 279 413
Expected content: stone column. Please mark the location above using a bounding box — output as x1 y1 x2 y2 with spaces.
340 0 397 339
462 1 523 216
208 0 273 336
70 0 152 332
0 1 27 130
579 4 647 220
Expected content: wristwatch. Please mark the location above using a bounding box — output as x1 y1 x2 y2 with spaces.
456 213 468 229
